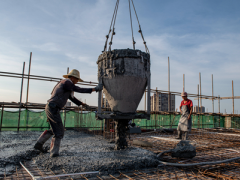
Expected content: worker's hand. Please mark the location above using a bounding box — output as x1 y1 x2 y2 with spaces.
188 115 191 120
94 83 103 92
81 103 90 110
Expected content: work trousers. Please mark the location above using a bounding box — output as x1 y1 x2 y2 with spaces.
177 130 188 140
45 102 64 139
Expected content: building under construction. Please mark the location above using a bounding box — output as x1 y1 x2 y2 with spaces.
1 0 240 179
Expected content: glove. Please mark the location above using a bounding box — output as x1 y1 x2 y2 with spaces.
95 83 103 92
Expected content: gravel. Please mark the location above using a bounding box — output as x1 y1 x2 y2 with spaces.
0 130 159 177
0 131 42 177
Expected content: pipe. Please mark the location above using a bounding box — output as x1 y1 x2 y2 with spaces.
156 87 158 111
17 62 25 132
0 71 98 85
20 162 35 180
199 72 202 113
26 52 32 104
232 80 234 114
144 90 146 111
218 95 220 113
0 71 219 99
20 161 99 180
197 84 200 128
147 69 151 119
0 106 4 132
168 57 170 112
98 77 103 118
39 171 99 179
212 74 214 113
101 92 103 108
158 156 240 167
183 74 185 92
197 84 199 113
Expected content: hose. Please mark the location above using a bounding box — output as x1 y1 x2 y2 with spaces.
158 156 240 167
157 150 172 159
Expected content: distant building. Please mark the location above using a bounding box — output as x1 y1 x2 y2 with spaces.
193 106 205 113
151 93 175 111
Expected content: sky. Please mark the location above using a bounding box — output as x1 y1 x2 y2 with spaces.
0 0 240 113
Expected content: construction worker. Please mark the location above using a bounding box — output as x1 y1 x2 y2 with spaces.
176 92 193 140
34 69 103 157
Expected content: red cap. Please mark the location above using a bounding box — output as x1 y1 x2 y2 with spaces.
181 92 187 97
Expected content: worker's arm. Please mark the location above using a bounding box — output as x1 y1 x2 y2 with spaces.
179 106 182 114
68 96 83 106
188 106 193 120
63 80 93 93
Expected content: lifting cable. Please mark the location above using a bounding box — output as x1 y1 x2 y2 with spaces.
130 0 149 53
103 0 149 54
108 0 120 52
128 0 135 50
103 0 119 52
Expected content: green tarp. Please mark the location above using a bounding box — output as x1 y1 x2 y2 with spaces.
0 109 238 131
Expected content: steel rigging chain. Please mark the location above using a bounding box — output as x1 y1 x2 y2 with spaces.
103 0 149 54
128 0 135 50
103 0 119 52
130 0 149 53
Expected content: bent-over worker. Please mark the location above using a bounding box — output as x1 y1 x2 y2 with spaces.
176 92 193 140
34 69 103 157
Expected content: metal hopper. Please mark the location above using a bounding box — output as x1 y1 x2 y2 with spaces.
96 0 151 150
97 49 150 114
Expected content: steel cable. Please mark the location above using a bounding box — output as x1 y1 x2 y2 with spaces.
103 0 119 52
108 0 120 51
130 0 149 53
128 0 135 50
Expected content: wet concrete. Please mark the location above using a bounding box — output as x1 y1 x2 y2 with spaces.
0 130 158 177
0 131 42 177
33 131 158 175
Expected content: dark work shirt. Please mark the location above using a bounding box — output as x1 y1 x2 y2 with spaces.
48 79 92 108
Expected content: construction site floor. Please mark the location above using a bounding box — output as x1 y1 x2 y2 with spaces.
1 129 240 179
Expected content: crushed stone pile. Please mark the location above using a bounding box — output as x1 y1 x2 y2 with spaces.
0 130 158 177
33 131 158 175
0 131 42 176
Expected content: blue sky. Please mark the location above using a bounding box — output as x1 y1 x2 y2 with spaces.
0 0 240 113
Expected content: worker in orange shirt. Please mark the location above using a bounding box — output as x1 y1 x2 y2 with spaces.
176 92 193 140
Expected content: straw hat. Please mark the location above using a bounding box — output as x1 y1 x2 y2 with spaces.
63 69 83 82
181 92 187 97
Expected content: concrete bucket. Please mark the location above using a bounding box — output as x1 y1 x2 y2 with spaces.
97 49 150 113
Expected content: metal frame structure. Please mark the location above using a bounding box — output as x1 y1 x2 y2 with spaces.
0 54 239 132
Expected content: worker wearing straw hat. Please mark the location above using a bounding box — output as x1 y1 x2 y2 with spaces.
176 92 193 140
34 69 103 157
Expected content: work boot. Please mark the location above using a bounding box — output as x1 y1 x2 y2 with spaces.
49 137 61 157
34 130 52 153
182 131 188 140
175 130 182 139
